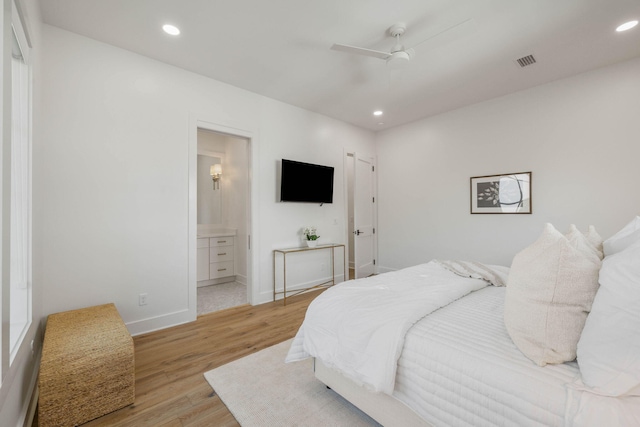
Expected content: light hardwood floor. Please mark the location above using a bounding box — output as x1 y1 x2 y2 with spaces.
34 290 321 427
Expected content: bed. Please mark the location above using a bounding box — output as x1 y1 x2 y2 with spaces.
286 220 640 427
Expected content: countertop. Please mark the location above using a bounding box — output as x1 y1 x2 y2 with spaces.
197 229 236 238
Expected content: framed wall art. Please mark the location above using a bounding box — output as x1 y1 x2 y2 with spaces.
470 172 532 214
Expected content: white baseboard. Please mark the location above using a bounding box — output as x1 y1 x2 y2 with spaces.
126 308 195 336
235 273 247 286
376 266 396 274
23 385 39 427
197 276 236 287
197 274 247 288
15 348 41 427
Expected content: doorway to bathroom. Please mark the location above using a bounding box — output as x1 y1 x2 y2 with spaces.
196 128 250 315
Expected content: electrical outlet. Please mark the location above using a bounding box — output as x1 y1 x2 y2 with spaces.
139 293 148 306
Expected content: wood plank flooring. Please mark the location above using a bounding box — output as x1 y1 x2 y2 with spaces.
34 290 321 427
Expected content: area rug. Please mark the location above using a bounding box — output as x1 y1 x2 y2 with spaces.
204 339 380 426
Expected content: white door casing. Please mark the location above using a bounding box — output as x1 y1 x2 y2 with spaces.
353 153 376 278
189 115 257 319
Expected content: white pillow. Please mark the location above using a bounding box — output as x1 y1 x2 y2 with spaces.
577 239 640 396
505 223 601 366
603 216 640 257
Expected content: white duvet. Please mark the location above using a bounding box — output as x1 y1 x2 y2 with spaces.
394 286 640 427
285 261 489 394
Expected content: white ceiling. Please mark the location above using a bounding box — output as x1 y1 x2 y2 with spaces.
39 0 640 131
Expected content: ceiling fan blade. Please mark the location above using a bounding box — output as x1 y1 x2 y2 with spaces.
331 43 391 60
408 18 474 50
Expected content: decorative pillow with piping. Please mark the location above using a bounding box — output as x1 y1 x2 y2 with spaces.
505 223 601 366
577 239 640 396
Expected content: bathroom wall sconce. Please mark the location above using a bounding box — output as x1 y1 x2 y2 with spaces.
210 164 222 190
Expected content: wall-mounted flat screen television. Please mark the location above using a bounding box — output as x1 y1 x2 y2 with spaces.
280 159 334 204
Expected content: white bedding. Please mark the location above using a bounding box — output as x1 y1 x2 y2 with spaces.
290 261 640 426
286 261 488 394
395 286 640 427
394 286 579 426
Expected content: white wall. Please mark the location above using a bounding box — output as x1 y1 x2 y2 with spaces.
196 154 222 224
38 24 375 334
376 57 640 270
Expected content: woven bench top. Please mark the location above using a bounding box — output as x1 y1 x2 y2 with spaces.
39 303 135 427
42 303 131 361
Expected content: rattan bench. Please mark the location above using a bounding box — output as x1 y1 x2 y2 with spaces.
38 303 135 427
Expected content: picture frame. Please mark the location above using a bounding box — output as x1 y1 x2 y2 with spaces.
470 172 532 214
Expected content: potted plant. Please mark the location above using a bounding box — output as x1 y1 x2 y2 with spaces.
302 226 320 247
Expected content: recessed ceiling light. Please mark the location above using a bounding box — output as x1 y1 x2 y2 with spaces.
162 24 181 36
378 122 385 125
373 110 383 116
616 20 638 32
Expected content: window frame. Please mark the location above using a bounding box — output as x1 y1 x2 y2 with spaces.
1 0 33 378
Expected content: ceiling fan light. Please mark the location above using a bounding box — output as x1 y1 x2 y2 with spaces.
386 51 410 69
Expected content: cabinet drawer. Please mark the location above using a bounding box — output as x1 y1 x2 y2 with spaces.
210 248 234 263
210 237 234 247
197 238 209 249
210 261 234 278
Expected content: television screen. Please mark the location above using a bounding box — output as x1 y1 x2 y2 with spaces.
280 159 334 203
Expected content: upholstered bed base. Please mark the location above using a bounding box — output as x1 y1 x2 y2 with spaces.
314 358 431 427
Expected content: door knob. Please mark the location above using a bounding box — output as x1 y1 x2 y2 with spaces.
354 230 362 235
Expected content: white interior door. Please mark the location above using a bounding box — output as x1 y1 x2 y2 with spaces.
353 154 376 278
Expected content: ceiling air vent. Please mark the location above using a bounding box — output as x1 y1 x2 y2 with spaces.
516 54 536 68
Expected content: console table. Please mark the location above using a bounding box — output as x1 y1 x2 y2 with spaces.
273 243 346 305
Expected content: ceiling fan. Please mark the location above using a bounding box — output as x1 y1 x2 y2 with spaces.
331 20 471 68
